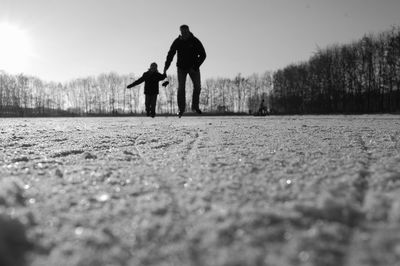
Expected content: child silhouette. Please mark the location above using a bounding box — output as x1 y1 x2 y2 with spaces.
127 63 167 118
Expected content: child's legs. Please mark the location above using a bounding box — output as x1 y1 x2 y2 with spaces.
149 94 157 115
177 68 188 112
145 95 151 115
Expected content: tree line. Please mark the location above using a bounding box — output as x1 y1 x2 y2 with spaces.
1 26 399 117
0 70 272 116
270 26 400 114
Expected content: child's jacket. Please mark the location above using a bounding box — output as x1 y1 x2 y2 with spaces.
127 71 166 95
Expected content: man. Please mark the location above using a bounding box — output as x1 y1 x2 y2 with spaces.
164 25 206 118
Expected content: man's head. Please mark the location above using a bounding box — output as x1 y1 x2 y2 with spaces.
149 62 158 72
180 24 191 39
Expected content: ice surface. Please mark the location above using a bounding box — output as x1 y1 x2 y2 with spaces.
0 115 399 266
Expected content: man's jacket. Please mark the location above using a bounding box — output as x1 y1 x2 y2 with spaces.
165 33 206 71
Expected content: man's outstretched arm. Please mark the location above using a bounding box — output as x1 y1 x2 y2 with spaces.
164 40 177 73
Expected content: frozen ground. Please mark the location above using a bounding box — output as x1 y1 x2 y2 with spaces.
0 115 400 266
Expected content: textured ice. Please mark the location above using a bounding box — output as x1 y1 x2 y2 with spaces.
0 115 399 265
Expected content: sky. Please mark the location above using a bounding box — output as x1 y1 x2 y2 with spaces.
0 0 400 82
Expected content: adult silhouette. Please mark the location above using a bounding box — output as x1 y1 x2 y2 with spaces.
163 25 206 118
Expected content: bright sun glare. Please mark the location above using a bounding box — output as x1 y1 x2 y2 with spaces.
0 22 33 74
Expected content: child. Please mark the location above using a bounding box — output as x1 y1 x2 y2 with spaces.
127 62 167 118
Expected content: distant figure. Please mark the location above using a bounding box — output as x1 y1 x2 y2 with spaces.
163 25 206 118
258 99 268 115
127 63 167 118
259 99 265 111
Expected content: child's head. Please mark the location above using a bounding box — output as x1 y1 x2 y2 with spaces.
149 62 158 72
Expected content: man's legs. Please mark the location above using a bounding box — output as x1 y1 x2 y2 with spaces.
177 68 188 115
189 68 201 112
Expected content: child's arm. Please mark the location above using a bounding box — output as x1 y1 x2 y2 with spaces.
160 72 167 81
127 74 145 88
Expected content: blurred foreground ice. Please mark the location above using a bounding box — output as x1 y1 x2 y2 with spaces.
0 115 399 266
